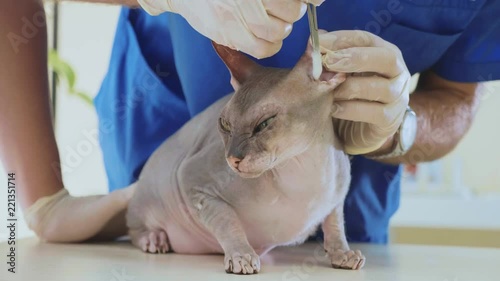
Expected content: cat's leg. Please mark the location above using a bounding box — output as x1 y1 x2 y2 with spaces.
126 181 171 254
322 204 365 270
127 205 171 254
129 227 170 254
189 190 260 274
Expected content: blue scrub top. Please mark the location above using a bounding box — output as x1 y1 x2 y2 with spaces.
94 0 500 243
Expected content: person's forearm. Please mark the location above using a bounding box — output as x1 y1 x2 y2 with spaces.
25 185 134 242
0 0 63 209
0 0 131 242
372 72 481 165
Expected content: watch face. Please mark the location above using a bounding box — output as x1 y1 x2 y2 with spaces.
400 110 417 151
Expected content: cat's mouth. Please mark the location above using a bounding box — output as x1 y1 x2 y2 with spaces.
229 163 267 178
226 153 275 178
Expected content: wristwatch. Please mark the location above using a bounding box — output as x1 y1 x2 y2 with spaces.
368 106 418 160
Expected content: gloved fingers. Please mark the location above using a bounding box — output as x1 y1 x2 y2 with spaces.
238 1 292 44
239 38 283 59
238 0 272 30
319 30 399 52
322 47 402 78
332 75 395 104
248 15 293 43
393 72 412 104
300 0 325 5
332 99 403 128
217 9 282 58
336 121 388 154
263 0 307 24
319 30 374 52
137 0 174 15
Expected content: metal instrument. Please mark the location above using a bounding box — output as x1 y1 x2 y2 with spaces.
306 4 321 79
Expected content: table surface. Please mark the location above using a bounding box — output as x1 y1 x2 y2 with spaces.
1 238 499 281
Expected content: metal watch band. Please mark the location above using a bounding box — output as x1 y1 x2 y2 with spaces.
365 133 404 160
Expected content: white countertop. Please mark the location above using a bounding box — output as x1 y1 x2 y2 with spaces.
1 238 499 281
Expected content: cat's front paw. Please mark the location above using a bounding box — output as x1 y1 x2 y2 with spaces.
224 250 260 274
327 249 365 270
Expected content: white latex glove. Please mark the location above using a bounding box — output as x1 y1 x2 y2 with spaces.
23 184 136 242
319 30 411 155
137 0 324 58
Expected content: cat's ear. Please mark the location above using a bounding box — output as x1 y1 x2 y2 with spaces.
294 41 345 89
212 41 261 90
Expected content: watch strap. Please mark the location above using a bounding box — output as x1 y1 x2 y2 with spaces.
365 131 405 160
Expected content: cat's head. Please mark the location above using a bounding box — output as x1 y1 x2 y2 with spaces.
213 41 345 178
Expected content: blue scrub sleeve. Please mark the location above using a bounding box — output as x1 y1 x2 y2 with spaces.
432 0 500 83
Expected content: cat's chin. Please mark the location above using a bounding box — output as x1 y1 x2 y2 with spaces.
236 170 265 179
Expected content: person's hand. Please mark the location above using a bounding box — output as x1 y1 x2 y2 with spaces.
23 184 136 242
319 30 411 155
137 0 324 59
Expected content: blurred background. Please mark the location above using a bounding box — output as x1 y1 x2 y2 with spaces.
1 3 499 247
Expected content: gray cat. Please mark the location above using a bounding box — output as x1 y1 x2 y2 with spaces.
126 41 365 274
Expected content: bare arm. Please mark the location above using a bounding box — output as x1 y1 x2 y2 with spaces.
0 0 134 242
367 70 481 165
0 0 60 210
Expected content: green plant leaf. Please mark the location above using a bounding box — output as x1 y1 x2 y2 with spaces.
73 91 94 106
49 49 76 89
48 49 93 107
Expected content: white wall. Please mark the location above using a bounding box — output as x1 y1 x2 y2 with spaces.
53 3 120 196
453 81 500 193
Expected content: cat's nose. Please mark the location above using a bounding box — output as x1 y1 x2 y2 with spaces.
228 156 242 170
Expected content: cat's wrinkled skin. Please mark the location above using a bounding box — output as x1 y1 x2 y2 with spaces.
126 42 365 274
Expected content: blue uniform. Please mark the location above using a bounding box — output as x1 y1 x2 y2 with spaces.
94 0 500 243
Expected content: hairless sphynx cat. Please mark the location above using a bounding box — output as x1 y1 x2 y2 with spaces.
126 41 365 274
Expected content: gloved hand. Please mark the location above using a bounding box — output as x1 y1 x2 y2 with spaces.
318 30 411 155
23 184 136 242
137 0 324 59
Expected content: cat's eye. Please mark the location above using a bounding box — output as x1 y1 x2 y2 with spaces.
219 118 231 133
254 116 276 134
